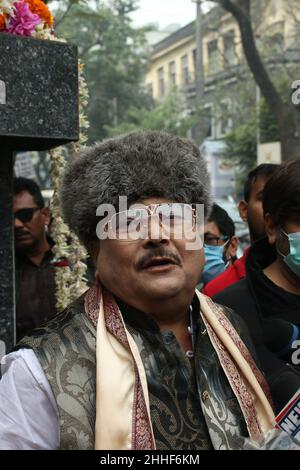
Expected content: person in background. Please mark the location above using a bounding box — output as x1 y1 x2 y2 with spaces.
203 164 279 297
214 160 300 410
14 178 95 342
13 177 59 341
201 203 238 286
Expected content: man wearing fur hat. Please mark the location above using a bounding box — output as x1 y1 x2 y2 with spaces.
0 132 296 450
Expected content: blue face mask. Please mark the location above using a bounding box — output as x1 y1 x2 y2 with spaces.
280 230 300 278
202 244 228 284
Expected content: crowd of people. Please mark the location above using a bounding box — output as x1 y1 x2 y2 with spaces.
0 131 299 450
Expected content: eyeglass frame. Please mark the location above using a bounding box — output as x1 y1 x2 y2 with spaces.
102 203 199 242
204 233 229 246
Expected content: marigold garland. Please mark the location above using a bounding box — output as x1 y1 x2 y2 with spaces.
0 14 6 30
26 0 53 27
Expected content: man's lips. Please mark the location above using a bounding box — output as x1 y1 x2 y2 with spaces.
15 232 31 239
141 257 179 270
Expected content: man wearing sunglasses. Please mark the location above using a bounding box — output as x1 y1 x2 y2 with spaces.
0 132 297 450
13 177 57 340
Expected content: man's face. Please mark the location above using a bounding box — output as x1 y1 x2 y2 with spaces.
265 213 300 284
93 198 204 312
239 176 267 242
204 221 237 261
266 214 300 254
13 190 49 251
204 221 225 246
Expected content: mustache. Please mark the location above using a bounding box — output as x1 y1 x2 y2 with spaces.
15 229 31 237
135 247 182 270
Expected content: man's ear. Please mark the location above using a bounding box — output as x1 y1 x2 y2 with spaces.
238 200 248 223
227 236 239 260
41 206 51 226
264 213 277 245
88 240 100 266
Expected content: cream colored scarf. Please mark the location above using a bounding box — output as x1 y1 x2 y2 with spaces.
93 288 275 450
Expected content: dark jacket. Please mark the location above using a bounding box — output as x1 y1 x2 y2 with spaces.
15 238 95 342
15 242 58 341
214 237 300 413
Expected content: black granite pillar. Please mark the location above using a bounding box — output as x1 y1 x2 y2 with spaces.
0 148 15 356
0 35 79 357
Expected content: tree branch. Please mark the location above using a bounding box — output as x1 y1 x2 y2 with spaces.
212 0 283 116
218 0 250 21
54 1 74 28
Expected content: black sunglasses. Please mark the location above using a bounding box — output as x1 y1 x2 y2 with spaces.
14 207 40 223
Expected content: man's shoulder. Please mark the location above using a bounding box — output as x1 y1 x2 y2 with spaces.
16 292 88 349
213 278 250 306
202 265 240 297
212 279 263 345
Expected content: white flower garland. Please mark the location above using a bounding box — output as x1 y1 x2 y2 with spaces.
50 61 90 310
0 0 14 16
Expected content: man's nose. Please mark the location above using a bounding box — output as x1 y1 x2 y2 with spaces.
142 215 170 245
14 216 24 229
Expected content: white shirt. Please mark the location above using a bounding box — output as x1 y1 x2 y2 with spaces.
0 348 59 449
0 348 298 450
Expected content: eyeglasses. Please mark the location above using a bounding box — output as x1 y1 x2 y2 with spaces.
102 203 197 241
204 233 229 246
14 207 40 223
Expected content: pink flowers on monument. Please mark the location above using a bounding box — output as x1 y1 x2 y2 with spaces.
0 0 54 37
5 1 41 36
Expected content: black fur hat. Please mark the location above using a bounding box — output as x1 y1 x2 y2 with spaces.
60 131 211 246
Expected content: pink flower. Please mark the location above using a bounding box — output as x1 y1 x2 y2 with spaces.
5 1 41 36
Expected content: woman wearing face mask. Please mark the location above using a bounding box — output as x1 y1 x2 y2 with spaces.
201 204 239 285
213 160 300 414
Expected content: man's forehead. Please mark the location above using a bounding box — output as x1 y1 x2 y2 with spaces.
204 221 221 236
13 190 36 209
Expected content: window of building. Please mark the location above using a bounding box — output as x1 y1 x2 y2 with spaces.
266 32 284 55
181 54 189 85
204 104 215 139
146 82 153 98
169 61 176 87
158 67 165 98
223 31 236 67
217 99 232 137
207 40 220 75
192 49 197 77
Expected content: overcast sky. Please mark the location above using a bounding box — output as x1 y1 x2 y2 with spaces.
130 0 198 29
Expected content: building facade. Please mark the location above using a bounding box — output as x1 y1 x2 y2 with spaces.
145 0 299 142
